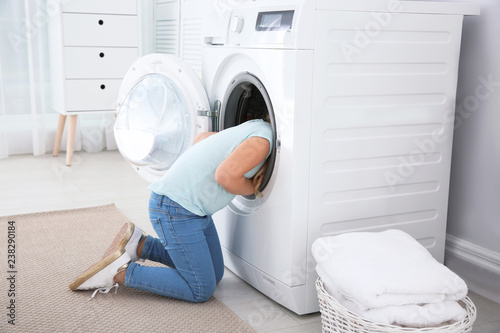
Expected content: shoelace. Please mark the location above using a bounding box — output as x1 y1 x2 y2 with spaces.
88 283 120 301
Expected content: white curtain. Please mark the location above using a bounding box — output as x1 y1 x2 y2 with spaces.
0 0 117 159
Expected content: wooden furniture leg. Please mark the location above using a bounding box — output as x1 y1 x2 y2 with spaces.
66 115 78 166
52 114 67 157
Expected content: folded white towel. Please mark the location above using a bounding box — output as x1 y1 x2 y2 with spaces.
312 229 468 310
317 266 467 328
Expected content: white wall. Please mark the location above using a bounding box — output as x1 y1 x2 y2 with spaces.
139 0 155 55
447 0 500 250
434 0 500 303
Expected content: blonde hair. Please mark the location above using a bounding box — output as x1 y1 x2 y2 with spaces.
252 159 270 197
251 113 272 197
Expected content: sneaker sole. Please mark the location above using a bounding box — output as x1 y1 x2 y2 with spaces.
69 248 124 291
101 222 135 259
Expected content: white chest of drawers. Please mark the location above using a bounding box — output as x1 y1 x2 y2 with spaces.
48 0 138 165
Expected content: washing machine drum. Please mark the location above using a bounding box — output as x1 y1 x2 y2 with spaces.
114 54 211 183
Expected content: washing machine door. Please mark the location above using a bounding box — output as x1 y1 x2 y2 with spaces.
114 54 212 183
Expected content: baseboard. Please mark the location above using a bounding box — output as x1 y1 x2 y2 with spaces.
445 234 500 274
445 234 500 304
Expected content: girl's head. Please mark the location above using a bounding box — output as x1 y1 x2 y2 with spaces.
249 115 272 197
238 85 273 197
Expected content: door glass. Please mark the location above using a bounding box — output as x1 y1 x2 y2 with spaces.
114 74 192 171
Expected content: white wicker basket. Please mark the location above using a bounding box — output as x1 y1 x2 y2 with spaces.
316 278 477 333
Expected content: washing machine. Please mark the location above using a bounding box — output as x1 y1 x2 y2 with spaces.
114 0 478 315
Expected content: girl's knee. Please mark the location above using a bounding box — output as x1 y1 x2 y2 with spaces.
193 294 212 303
193 282 216 303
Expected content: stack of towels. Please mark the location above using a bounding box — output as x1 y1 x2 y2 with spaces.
312 229 468 328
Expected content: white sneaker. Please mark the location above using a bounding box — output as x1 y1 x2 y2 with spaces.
69 250 131 299
102 222 146 262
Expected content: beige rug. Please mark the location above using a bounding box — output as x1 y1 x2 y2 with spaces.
0 204 254 333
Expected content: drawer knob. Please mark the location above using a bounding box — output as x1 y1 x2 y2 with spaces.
100 84 106 90
98 20 104 25
99 52 105 58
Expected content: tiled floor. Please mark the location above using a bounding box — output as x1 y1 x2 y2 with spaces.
1 151 499 332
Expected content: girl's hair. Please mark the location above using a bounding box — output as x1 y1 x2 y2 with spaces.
242 86 272 197
252 159 269 197
251 112 272 197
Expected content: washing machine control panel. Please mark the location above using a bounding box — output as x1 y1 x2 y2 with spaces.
255 10 294 32
227 8 297 48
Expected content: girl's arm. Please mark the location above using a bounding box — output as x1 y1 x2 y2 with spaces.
215 137 270 195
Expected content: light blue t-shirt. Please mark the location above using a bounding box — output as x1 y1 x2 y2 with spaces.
149 119 273 216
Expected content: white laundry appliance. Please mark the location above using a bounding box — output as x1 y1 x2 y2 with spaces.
114 0 479 315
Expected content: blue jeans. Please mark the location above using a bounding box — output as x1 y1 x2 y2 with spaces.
124 192 224 302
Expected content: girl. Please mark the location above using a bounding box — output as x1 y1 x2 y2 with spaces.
69 118 273 302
